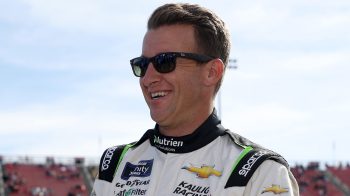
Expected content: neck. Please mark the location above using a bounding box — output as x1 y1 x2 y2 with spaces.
158 106 214 137
147 110 224 154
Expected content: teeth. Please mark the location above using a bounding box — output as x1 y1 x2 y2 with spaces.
151 91 168 99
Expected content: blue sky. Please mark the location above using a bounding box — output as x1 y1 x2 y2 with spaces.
1 0 349 164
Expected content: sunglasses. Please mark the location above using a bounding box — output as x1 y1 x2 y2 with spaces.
130 52 214 77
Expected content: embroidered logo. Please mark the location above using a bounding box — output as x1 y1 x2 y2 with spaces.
121 159 153 180
239 150 268 177
261 184 289 194
182 164 222 178
173 181 210 195
153 136 183 146
101 146 118 171
115 189 147 196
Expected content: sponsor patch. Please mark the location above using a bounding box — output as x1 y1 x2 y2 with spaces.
116 179 150 188
153 136 184 147
115 188 147 196
115 180 150 196
261 184 289 194
182 164 222 178
153 135 184 152
173 181 210 196
121 159 153 180
239 150 268 177
101 146 118 171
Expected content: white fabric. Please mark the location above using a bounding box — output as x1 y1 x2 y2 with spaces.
91 134 299 196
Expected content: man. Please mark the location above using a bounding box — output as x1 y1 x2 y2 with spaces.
92 3 299 196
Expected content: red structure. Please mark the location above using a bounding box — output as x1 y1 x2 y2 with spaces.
291 162 344 196
3 162 87 196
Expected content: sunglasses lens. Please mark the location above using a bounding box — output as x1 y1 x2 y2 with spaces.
131 57 148 77
154 54 176 73
130 53 178 77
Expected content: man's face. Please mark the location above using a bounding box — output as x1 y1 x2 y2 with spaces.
140 24 210 132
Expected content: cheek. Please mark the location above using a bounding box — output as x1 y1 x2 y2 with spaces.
172 68 205 97
178 76 203 97
185 70 205 87
140 83 149 100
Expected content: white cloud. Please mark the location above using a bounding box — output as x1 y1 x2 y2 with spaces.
0 109 76 133
0 75 148 135
0 102 152 156
280 51 350 72
18 0 149 34
223 103 310 133
226 0 350 44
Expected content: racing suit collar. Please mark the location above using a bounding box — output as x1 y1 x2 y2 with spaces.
143 109 226 153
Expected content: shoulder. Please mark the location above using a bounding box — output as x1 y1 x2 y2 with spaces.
246 160 299 195
97 142 136 182
223 130 289 168
222 130 293 189
96 130 153 182
253 160 295 179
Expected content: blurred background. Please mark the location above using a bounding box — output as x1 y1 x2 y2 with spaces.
0 0 349 195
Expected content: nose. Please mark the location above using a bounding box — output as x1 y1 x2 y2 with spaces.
140 62 161 87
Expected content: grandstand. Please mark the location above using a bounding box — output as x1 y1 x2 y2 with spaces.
291 162 349 195
0 156 93 196
1 155 350 196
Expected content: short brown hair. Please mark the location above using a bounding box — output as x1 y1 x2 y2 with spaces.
147 3 231 94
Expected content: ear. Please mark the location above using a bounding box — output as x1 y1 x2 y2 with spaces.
203 58 224 87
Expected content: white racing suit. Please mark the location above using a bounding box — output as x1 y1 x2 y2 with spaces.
92 112 299 196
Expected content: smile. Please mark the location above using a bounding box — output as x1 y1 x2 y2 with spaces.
151 91 169 99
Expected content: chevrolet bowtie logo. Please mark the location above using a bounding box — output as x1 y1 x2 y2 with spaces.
261 184 289 194
182 165 222 178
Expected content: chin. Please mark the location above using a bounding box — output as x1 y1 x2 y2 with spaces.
150 110 166 124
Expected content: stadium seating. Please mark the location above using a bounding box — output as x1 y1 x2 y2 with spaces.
326 164 350 190
2 162 88 196
1 155 350 196
291 162 345 196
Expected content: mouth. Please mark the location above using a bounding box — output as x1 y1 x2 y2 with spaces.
151 91 169 100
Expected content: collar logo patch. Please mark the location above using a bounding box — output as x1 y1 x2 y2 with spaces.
182 164 222 178
261 184 289 194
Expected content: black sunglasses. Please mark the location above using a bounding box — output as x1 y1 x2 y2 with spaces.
130 52 214 77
